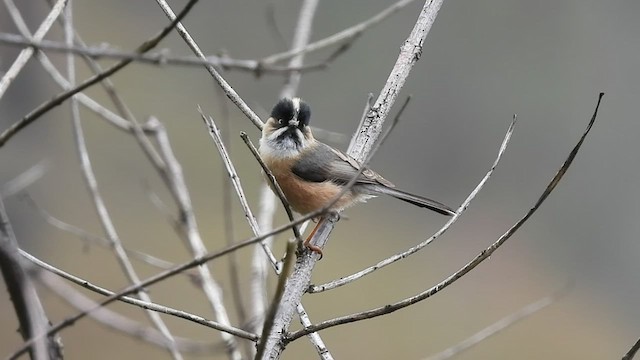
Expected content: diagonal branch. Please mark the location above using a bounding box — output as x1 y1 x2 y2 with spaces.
0 197 63 360
0 0 67 98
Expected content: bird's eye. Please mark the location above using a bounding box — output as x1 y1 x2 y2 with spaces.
278 118 285 125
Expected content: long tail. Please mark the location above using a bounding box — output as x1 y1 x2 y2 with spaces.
364 185 456 216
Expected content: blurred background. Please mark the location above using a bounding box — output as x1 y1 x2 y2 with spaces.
1 0 639 359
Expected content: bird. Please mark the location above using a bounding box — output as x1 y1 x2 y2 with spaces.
259 97 455 255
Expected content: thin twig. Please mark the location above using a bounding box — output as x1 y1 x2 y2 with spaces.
154 0 264 130
261 0 420 65
216 95 249 340
623 338 640 360
0 33 331 74
255 239 298 359
308 115 516 293
0 197 62 360
37 272 245 355
0 0 68 99
199 110 278 266
288 93 605 341
0 0 199 147
21 250 257 341
424 283 572 360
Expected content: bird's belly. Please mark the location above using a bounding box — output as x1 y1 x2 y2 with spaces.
275 173 356 214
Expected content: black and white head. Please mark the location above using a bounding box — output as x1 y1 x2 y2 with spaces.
260 97 314 156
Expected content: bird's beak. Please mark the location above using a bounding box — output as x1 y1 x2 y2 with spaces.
288 119 299 127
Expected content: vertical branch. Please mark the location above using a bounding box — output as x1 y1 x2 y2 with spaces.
150 118 242 360
261 1 445 358
0 197 63 360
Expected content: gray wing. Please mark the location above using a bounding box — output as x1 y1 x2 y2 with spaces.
292 143 394 187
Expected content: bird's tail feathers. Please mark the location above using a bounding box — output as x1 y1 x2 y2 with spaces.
364 185 456 216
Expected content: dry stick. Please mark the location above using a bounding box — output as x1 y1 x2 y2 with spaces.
47 0 168 176
288 93 605 342
261 2 445 358
255 239 298 359
200 111 279 267
424 283 571 360
261 0 420 65
65 19 182 360
21 250 257 341
154 0 264 130
0 0 67 98
37 272 242 355
0 0 199 148
6 0 148 135
623 338 640 360
0 33 331 74
45 0 135 121
0 198 62 360
309 115 516 293
216 95 249 337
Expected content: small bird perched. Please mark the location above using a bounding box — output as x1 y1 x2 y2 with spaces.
259 97 455 255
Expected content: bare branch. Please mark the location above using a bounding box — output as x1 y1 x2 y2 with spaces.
255 239 297 359
21 250 257 341
154 0 264 130
261 0 420 65
0 0 68 98
0 33 331 74
0 197 63 360
288 93 604 341
199 110 278 266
